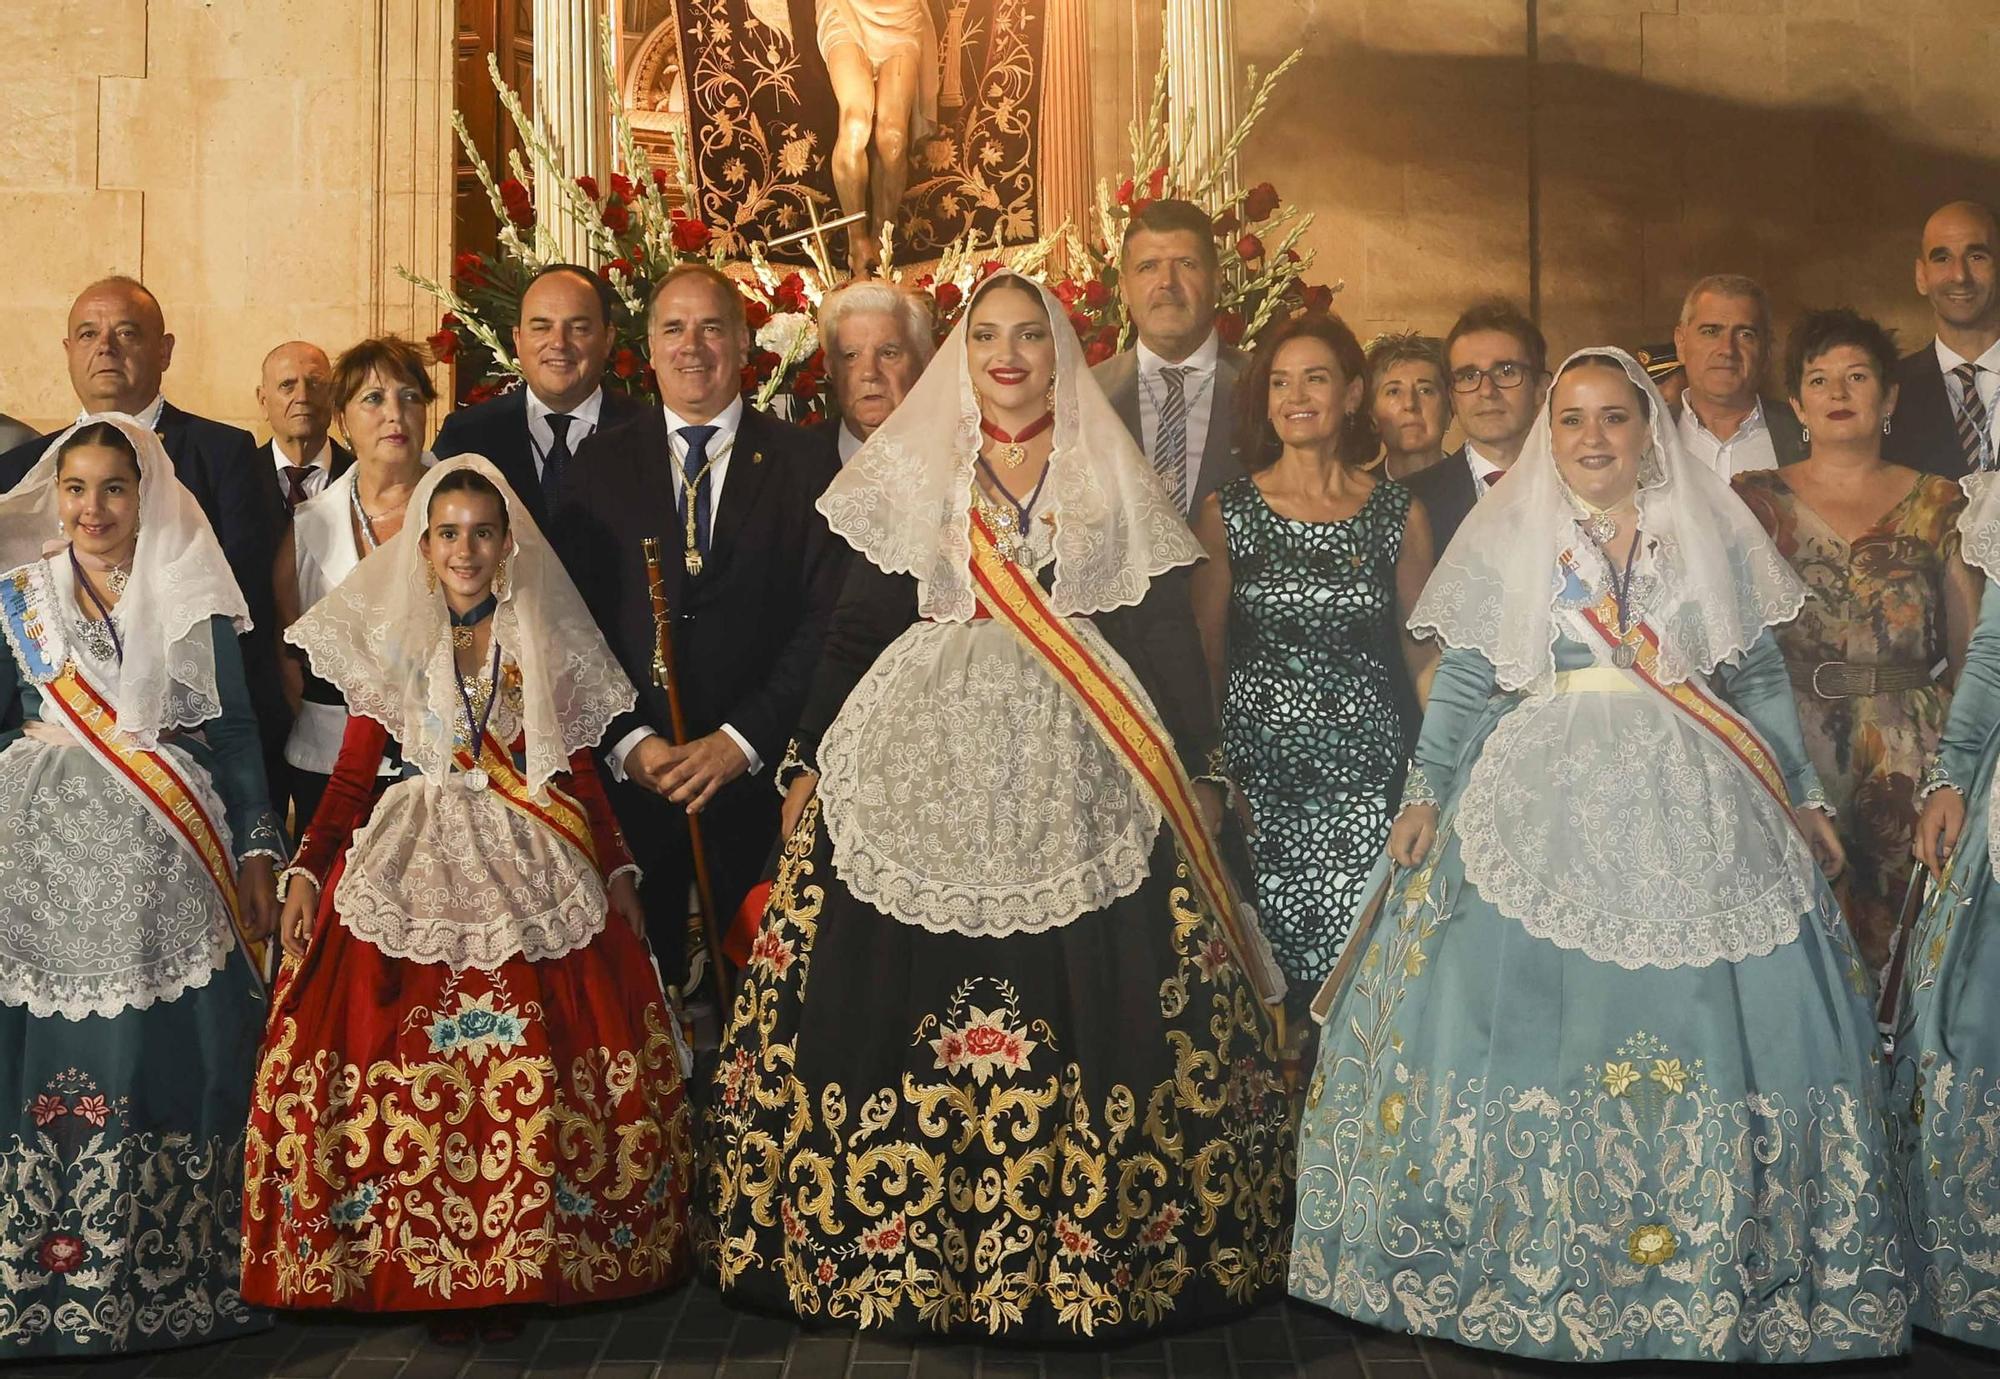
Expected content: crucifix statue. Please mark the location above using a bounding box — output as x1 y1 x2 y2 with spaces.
812 0 939 276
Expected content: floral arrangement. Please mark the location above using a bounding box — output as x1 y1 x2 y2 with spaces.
408 24 1338 423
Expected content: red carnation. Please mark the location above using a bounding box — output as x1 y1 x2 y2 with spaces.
1244 181 1281 223
773 273 807 313
1082 279 1110 309
669 213 712 253
934 281 963 313
1216 309 1245 346
1303 283 1334 313
611 347 641 379
1115 177 1135 208
602 257 635 280
743 298 772 331
498 177 533 227
793 367 822 400
1236 233 1265 262
610 172 636 201
1085 336 1116 366
602 198 631 234
575 174 600 199
1146 165 1168 199
452 251 487 288
426 327 458 362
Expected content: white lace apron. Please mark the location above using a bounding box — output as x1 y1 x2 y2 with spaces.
818 614 1166 939
1454 612 1820 971
0 564 238 1020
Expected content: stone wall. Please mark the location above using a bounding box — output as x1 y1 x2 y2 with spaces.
1222 0 2000 361
0 0 455 437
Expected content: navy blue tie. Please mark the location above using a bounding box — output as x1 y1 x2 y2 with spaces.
678 424 719 560
542 413 575 509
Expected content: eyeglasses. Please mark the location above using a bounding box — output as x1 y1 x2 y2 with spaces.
1450 361 1533 393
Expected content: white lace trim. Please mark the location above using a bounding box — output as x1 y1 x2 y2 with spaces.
1455 673 1819 971
0 738 235 1020
332 774 607 970
818 618 1163 938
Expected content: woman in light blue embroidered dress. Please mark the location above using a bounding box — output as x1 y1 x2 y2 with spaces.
1289 350 1909 1364
0 417 283 1358
1903 469 2000 1349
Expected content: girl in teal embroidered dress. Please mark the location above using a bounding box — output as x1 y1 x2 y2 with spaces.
1288 350 1909 1364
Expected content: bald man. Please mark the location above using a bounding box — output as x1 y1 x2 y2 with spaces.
257 340 351 509
1888 200 2000 477
0 276 290 810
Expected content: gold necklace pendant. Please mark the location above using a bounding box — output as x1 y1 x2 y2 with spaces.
452 624 474 651
997 441 1026 469
684 548 704 577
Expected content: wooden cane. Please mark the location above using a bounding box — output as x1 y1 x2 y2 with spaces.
642 537 733 999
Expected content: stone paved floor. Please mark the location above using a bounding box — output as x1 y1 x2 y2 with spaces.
12 1282 2000 1379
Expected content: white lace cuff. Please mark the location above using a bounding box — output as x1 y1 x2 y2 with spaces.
1797 781 1837 820
238 847 287 869
238 814 288 863
275 866 320 904
1400 762 1438 809
1918 753 1959 804
607 862 642 888
776 737 815 793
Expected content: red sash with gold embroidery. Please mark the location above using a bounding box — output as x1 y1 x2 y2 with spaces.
454 732 600 872
965 509 1285 1006
1562 550 1794 815
42 667 271 987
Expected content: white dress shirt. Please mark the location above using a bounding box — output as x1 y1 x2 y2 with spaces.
837 421 865 465
1464 441 1510 495
270 437 337 501
1935 337 2000 469
608 395 762 780
1678 398 1778 478
1135 330 1221 509
525 385 606 477
81 395 165 430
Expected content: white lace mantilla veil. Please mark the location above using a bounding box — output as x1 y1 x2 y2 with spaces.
0 413 248 747
816 270 1204 619
1408 346 1806 690
284 455 635 799
1956 470 2000 579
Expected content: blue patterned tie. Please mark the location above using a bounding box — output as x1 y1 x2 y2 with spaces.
678 424 719 560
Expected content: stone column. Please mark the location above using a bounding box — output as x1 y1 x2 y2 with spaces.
1164 0 1239 198
1036 0 1093 256
534 0 609 264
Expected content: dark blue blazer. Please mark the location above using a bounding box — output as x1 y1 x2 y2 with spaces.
432 384 650 529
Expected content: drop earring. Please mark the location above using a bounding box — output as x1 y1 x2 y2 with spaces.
1801 426 1811 446
493 559 510 599
1882 416 1893 436
424 563 438 593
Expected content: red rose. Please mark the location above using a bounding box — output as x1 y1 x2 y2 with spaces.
611 347 640 379
977 259 1004 280
1216 309 1245 346
651 167 672 193
1052 279 1083 306
934 281 963 313
1303 283 1334 313
800 408 825 427
498 177 533 227
602 257 635 281
1131 198 1154 218
1146 165 1168 199
451 251 487 288
610 173 636 201
774 272 807 313
911 272 935 290
1244 181 1281 223
440 311 460 327
575 174 600 199
1115 176 1135 208
1236 233 1265 262
1212 209 1240 237
964 1025 1007 1056
426 327 458 362
1068 310 1094 338
602 198 631 234
743 298 772 331
1284 247 1301 263
464 382 501 406
1085 337 1116 366
670 213 713 253
739 364 761 392
37 1233 84 1274
1082 279 1110 309
792 368 822 400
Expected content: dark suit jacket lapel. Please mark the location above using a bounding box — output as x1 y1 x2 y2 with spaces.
1100 353 1142 443
706 407 776 583
155 400 189 456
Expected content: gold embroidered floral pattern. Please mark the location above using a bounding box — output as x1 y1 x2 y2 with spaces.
1292 858 1909 1363
703 798 1294 1337
243 970 690 1306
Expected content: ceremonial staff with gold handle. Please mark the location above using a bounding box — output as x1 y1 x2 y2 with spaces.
642 536 732 998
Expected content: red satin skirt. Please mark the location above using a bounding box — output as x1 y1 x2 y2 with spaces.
240 857 693 1312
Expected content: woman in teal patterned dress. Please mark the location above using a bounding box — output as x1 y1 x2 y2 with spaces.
0 417 282 1358
1289 349 1909 1364
1192 313 1435 1011
1904 469 2000 1349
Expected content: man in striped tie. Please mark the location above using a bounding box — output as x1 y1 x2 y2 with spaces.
1092 199 1247 516
1888 200 2000 478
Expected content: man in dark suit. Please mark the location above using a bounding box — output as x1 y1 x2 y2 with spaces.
1667 273 1807 476
0 412 31 453
1094 199 1246 514
434 262 647 528
1406 299 1550 558
1887 200 2000 478
257 340 351 510
555 263 846 990
0 277 288 811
